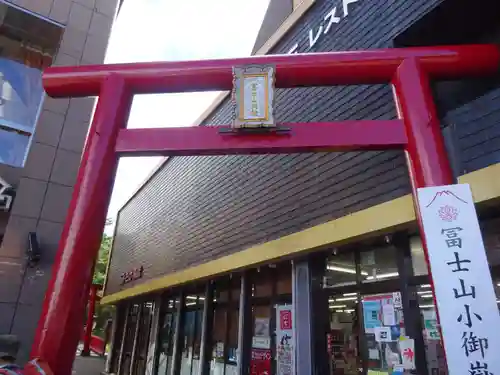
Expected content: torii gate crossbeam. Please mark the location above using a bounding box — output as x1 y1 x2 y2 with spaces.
30 45 499 375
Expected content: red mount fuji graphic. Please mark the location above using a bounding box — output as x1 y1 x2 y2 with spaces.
425 190 468 208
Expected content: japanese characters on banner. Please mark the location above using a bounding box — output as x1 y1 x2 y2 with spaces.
251 316 271 375
417 184 500 375
251 348 271 375
399 338 416 370
276 305 294 375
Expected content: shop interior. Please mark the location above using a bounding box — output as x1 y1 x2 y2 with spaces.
323 238 445 375
323 218 500 375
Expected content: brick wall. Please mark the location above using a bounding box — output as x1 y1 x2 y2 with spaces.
0 0 119 363
105 0 500 296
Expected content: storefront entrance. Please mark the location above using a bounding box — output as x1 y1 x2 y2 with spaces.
323 237 446 375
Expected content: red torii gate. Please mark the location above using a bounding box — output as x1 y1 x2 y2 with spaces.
31 45 499 374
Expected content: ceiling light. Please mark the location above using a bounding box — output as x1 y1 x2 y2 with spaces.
329 304 347 309
326 264 368 276
335 296 358 302
328 281 357 288
327 265 368 276
185 296 205 301
343 292 357 296
366 272 399 280
327 265 355 274
419 304 435 309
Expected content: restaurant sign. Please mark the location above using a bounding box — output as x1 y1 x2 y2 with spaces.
0 176 14 212
288 0 361 54
120 266 144 285
417 184 500 374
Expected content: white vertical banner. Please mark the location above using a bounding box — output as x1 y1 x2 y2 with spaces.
276 305 295 375
417 183 500 374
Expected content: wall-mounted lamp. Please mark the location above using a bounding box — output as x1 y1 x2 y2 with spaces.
27 232 41 267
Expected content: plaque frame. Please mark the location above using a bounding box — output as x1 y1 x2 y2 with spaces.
232 64 276 128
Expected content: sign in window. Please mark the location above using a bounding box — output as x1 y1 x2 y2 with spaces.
0 2 63 167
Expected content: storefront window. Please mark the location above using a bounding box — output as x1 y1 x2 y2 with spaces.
361 247 399 284
325 251 357 288
328 291 360 374
254 268 273 297
155 298 179 375
324 240 442 375
120 303 140 375
361 292 406 373
0 3 62 167
211 276 241 375
415 285 448 375
211 308 228 375
114 264 292 375
226 309 240 375
181 292 205 375
249 262 292 375
110 304 128 374
133 301 155 375
409 237 429 276
276 263 292 295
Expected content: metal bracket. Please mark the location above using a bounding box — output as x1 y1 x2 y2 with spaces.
218 125 291 135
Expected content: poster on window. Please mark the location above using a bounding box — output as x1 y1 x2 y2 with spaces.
398 338 415 370
423 309 440 341
251 348 271 375
254 317 270 337
417 184 500 375
0 58 44 131
276 305 294 375
362 300 382 330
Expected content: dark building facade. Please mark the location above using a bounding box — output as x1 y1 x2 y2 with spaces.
101 0 500 375
0 0 121 364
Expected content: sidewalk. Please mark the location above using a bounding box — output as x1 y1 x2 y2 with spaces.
72 344 106 375
72 356 106 375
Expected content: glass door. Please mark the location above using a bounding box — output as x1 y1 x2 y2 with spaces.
360 292 405 373
155 297 179 375
120 303 140 375
327 291 361 375
249 262 292 375
133 301 155 375
416 284 447 375
324 239 434 375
